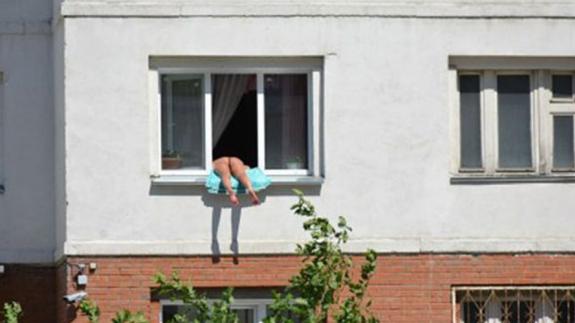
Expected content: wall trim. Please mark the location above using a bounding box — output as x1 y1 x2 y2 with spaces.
59 2 575 19
64 238 575 256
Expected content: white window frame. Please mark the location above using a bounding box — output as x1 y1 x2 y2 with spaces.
149 58 323 182
160 298 272 323
449 57 575 180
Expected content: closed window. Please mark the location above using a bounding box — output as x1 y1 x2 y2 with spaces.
452 65 575 178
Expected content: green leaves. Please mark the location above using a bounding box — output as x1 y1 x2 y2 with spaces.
154 273 238 323
2 302 22 323
263 191 380 323
79 299 101 323
66 190 378 323
111 310 149 323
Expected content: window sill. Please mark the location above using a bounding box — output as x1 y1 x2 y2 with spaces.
451 175 575 185
151 175 324 186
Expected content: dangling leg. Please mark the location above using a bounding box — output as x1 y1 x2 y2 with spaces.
213 157 239 206
230 157 260 205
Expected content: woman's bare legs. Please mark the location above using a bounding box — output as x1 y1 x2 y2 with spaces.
213 157 239 206
230 157 260 205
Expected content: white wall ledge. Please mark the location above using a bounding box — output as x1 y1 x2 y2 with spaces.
151 175 324 186
59 1 575 18
64 238 575 256
451 175 575 185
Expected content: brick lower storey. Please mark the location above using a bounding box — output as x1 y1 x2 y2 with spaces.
4 254 575 323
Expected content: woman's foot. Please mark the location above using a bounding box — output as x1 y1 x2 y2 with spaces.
228 192 240 206
248 190 260 205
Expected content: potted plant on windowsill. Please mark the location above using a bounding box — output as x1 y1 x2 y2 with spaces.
286 156 304 169
162 151 183 170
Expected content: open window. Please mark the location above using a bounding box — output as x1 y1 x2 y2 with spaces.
150 57 323 182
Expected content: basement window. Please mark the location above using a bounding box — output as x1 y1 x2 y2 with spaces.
453 286 575 323
159 288 301 323
150 57 323 182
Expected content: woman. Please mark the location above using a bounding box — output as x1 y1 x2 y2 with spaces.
213 157 260 206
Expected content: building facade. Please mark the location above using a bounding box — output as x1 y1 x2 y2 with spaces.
2 0 575 322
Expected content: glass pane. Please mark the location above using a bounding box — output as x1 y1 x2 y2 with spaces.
497 75 532 168
554 115 574 169
459 75 482 168
553 75 573 98
162 305 197 322
161 75 204 170
264 74 308 170
233 309 255 323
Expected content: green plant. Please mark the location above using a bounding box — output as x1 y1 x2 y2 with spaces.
67 191 378 323
263 189 379 323
112 310 149 323
79 299 101 323
154 273 238 323
2 302 22 323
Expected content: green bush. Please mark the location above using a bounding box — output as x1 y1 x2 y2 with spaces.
2 302 22 323
264 189 378 323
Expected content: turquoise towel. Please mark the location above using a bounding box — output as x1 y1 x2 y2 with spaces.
205 167 271 194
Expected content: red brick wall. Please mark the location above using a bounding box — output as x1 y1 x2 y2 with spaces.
0 264 57 323
55 254 575 323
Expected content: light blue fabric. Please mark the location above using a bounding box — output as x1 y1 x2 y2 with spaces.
205 167 271 194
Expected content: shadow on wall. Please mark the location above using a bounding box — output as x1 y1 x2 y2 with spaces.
148 185 322 263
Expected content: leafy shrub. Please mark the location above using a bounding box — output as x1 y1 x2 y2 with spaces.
2 302 22 323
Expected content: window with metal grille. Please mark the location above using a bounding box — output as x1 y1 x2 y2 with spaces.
453 287 575 323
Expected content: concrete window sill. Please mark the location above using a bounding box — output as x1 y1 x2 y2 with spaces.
451 175 575 185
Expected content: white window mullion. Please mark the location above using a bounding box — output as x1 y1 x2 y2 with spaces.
255 304 267 323
483 71 497 174
311 70 321 177
531 71 540 174
205 73 213 171
537 70 551 174
257 73 266 170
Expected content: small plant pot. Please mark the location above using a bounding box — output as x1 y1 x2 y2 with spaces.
286 161 304 169
162 157 183 170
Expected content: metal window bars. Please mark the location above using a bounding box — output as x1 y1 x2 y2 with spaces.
453 287 575 323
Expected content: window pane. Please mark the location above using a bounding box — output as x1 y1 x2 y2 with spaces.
554 115 574 169
264 74 308 170
233 309 255 323
497 75 532 168
161 75 204 170
161 305 197 322
553 75 573 98
459 75 482 168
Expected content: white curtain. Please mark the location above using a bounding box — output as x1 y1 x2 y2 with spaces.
212 75 251 145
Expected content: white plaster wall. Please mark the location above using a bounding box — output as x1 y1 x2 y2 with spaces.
62 11 575 255
0 1 55 263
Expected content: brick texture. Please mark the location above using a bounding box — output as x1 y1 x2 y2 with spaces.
52 254 575 323
0 264 57 323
